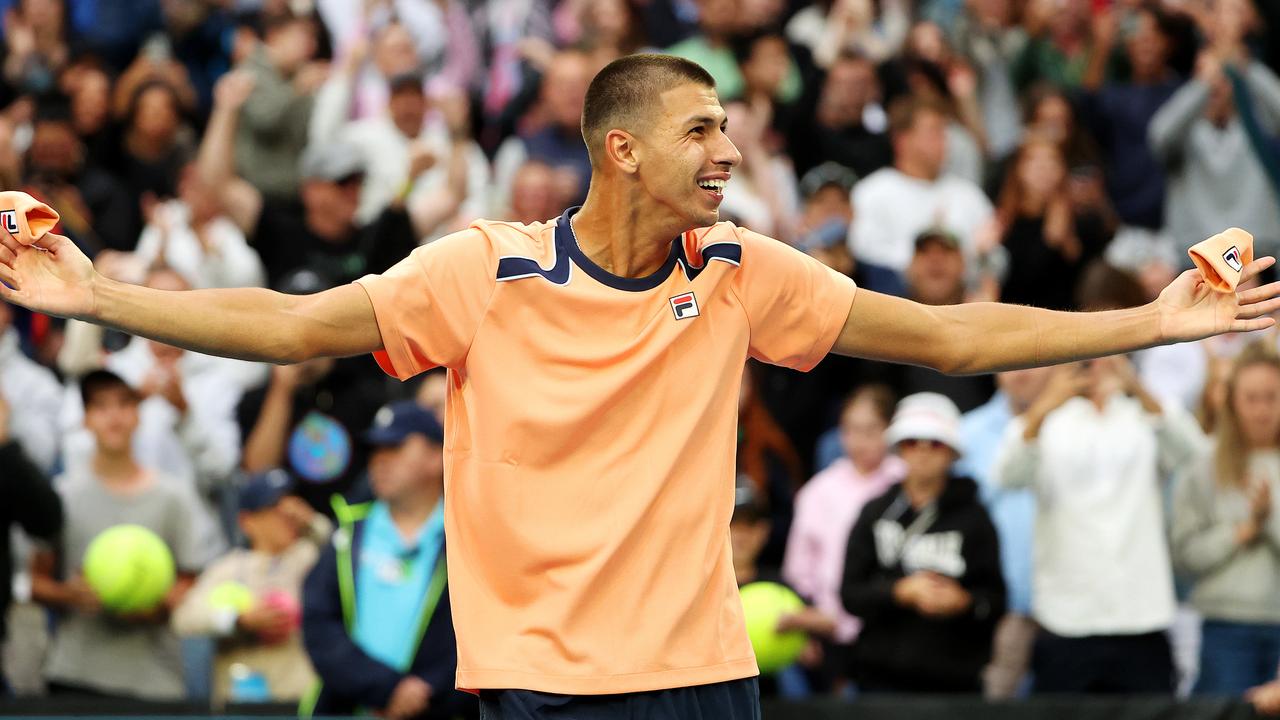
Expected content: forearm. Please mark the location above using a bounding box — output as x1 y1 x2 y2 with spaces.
242 383 296 472
934 301 1163 375
87 279 378 364
196 105 241 191
1149 81 1210 160
837 291 1165 376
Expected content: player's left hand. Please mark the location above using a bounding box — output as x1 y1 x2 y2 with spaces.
1157 255 1280 343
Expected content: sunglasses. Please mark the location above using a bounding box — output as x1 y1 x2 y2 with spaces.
898 438 950 451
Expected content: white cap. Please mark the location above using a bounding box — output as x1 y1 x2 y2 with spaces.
885 392 963 454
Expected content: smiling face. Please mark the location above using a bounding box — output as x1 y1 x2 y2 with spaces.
628 82 742 229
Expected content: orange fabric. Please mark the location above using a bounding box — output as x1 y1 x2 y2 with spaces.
0 191 59 246
354 213 856 695
1188 227 1254 293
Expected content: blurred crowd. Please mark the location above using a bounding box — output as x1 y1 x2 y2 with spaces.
3 0 1280 716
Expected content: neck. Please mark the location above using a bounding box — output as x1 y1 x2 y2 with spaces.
896 159 937 182
852 456 882 476
573 189 685 278
93 450 142 485
387 483 442 538
902 473 946 509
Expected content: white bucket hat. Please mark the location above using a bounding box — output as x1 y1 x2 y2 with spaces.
884 392 963 454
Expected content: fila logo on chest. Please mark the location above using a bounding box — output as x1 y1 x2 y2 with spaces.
669 292 699 320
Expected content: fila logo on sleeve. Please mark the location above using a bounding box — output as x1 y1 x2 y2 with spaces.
669 292 699 320
1 210 16 235
1224 246 1243 273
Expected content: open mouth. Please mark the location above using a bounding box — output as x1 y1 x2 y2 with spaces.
697 178 727 200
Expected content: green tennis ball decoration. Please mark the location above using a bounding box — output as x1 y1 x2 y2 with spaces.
740 581 807 674
82 524 175 613
208 582 256 614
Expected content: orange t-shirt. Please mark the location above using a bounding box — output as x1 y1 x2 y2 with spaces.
355 208 857 695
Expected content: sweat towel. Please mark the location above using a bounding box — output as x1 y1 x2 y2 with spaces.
1189 227 1254 293
0 191 60 246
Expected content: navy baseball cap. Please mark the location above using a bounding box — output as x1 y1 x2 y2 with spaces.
239 468 294 512
364 400 445 447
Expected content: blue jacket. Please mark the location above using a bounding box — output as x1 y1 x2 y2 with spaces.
300 500 470 719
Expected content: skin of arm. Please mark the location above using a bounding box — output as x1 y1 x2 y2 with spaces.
833 259 1280 375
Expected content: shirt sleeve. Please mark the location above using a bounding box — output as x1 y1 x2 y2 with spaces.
731 227 857 371
354 227 498 378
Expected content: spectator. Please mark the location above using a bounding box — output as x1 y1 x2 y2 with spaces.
993 355 1202 694
310 63 489 240
789 52 892 179
786 0 911 67
233 9 322 200
302 400 468 719
491 48 593 211
988 135 1108 310
553 0 646 71
665 0 747 101
885 228 997 412
796 162 903 296
948 0 1026 161
132 162 268 290
502 159 574 225
33 369 203 700
720 99 800 241
1077 4 1181 231
848 94 994 274
1172 341 1280 695
1149 28 1280 257
59 266 250 563
23 96 137 253
198 70 418 288
1011 0 1092 91
956 367 1053 699
63 59 119 174
172 469 332 706
1 0 70 98
0 390 62 692
783 385 904 686
0 299 62 472
841 392 1006 693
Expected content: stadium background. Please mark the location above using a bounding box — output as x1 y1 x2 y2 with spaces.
2 0 1280 717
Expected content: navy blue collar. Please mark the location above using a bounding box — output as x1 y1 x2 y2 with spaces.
557 207 682 292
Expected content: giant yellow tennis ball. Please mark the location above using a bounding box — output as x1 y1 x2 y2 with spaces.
82 524 175 613
740 581 807 674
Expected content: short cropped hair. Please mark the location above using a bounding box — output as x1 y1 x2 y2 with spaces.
581 53 716 166
887 94 951 136
80 369 139 408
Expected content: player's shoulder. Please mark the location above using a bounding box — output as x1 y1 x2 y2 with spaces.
465 217 557 263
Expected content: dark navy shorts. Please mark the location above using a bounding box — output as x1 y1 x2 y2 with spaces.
478 676 761 720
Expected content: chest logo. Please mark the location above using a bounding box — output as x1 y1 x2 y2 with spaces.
669 292 699 320
1223 245 1244 273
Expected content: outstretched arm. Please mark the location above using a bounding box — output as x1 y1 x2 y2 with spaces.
0 231 381 364
834 255 1280 375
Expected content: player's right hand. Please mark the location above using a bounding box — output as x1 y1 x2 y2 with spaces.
0 229 97 321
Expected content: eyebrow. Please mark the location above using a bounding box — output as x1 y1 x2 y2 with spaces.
684 114 728 128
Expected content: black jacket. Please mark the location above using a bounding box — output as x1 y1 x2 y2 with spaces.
0 441 62 641
302 518 471 719
840 475 1005 692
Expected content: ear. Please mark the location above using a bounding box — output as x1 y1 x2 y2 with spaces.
604 129 640 175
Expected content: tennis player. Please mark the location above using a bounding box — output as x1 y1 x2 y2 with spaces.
2 54 1278 719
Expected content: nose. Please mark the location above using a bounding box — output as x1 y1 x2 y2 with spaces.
715 130 742 168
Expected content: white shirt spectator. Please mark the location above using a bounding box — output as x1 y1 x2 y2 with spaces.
848 167 993 272
134 202 267 290
0 327 62 473
993 395 1203 637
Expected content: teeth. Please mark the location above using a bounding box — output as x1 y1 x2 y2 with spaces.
698 179 727 191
